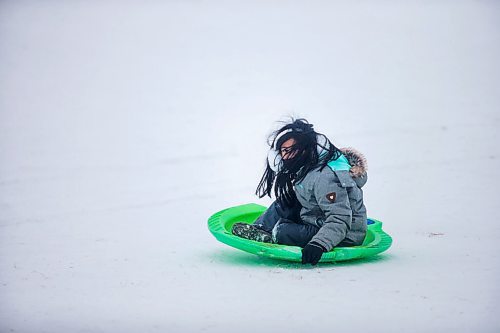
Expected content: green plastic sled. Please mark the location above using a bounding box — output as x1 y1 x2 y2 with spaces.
208 203 392 263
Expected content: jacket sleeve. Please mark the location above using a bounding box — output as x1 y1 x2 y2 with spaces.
309 171 354 251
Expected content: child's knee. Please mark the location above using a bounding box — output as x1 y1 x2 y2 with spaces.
271 221 283 244
271 220 318 247
271 220 301 246
271 219 292 244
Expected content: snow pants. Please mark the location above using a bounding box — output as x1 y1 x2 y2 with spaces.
252 200 319 248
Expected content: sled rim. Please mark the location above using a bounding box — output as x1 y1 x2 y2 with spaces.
208 203 392 263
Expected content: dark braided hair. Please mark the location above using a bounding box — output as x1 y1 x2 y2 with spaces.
255 118 341 207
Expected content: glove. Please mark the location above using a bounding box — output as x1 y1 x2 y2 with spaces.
301 242 326 265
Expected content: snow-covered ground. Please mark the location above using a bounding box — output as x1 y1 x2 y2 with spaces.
1 1 499 332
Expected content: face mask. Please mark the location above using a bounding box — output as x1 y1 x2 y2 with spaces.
267 149 282 172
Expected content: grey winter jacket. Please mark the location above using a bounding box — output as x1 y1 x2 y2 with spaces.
293 148 368 251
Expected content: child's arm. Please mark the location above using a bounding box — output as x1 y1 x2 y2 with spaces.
308 171 354 251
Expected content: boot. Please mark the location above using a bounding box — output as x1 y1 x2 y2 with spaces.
231 223 272 243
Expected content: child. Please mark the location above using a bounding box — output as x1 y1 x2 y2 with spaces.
232 118 368 265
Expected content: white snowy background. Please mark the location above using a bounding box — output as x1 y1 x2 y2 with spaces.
1 1 499 332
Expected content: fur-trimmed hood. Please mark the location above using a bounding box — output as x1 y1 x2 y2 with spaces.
340 147 368 178
316 135 367 179
335 147 368 188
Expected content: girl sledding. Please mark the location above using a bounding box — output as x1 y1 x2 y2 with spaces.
208 118 392 264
